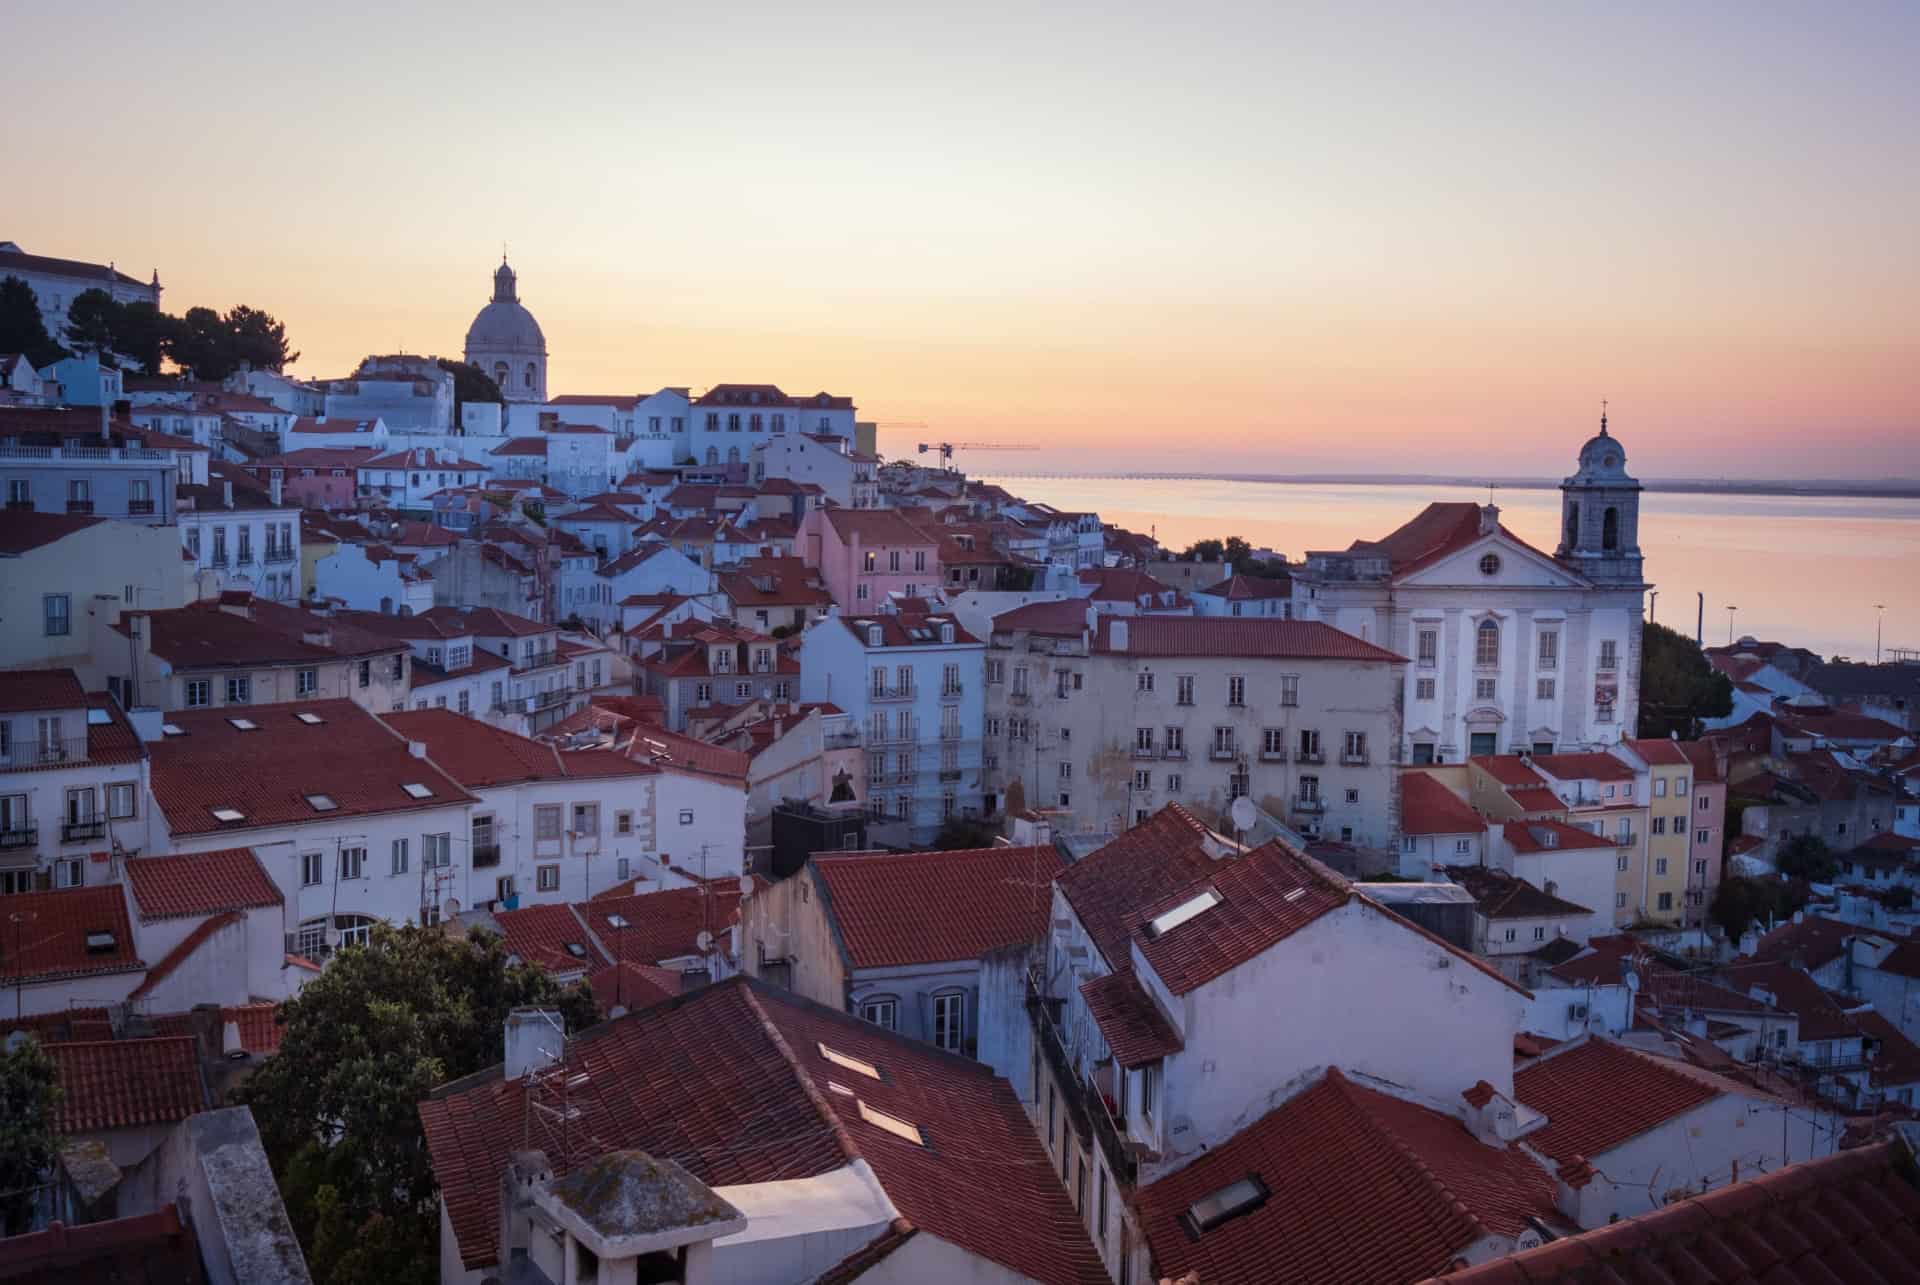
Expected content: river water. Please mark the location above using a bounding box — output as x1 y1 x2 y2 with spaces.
978 476 1920 663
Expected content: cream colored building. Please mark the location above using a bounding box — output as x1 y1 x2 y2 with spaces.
0 512 192 676
984 609 1406 845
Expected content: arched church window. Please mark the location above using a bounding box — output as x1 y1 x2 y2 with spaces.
1475 619 1500 667
1565 502 1579 549
1602 507 1619 552
525 363 537 390
493 363 508 389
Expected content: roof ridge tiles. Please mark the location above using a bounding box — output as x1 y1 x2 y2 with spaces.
737 981 866 1170
1325 1068 1496 1244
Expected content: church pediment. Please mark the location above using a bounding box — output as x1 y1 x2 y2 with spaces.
1395 531 1589 590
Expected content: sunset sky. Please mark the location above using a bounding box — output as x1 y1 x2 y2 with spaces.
4 3 1915 476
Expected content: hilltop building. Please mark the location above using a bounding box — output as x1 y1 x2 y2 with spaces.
463 256 547 404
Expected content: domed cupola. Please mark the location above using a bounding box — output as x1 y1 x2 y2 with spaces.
1556 405 1643 585
463 255 548 404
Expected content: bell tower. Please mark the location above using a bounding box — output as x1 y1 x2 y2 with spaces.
1556 406 1643 585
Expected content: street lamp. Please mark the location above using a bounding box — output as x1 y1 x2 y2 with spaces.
1726 605 1738 646
1647 590 1658 623
1877 604 1887 664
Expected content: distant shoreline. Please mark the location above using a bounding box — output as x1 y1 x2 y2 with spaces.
974 472 1920 501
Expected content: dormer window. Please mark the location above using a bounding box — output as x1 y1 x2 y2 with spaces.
1181 1174 1270 1236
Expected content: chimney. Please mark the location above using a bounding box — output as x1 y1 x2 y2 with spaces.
125 706 165 744
1110 619 1128 652
223 480 234 509
504 1008 564 1080
270 472 283 506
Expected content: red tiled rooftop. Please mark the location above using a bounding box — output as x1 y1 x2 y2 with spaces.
1500 819 1618 854
1137 1067 1559 1285
576 879 765 965
1473 755 1550 788
0 667 86 712
588 960 683 1014
1420 1137 1920 1284
1527 752 1637 783
0 1205 202 1280
383 709 649 787
991 598 1094 635
809 845 1064 969
1080 967 1184 1067
489 903 607 975
47 1036 207 1133
124 848 282 920
0 509 105 554
0 885 142 984
1513 1036 1745 1162
1091 616 1405 662
1054 805 1220 969
1402 773 1485 835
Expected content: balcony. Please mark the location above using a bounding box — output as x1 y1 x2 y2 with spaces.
208 553 229 568
1207 746 1239 762
822 728 862 749
1258 748 1287 763
871 684 916 703
1161 746 1187 761
1 737 89 773
1292 796 1325 814
4 499 31 511
1008 689 1031 705
939 769 964 783
471 842 501 868
1341 751 1371 766
0 826 36 851
1085 1070 1140 1188
264 547 297 564
939 724 962 741
126 499 155 515
1296 748 1326 765
62 818 107 844
65 499 95 515
1131 745 1157 760
940 683 964 702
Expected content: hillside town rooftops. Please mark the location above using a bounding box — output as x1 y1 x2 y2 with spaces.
124 848 282 920
1514 1036 1773 1163
0 885 142 985
1401 773 1485 835
809 846 1063 969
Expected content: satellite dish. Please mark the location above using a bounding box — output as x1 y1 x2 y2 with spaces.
1229 796 1257 833
738 874 754 898
3 1031 28 1054
323 926 341 949
695 929 715 953
444 897 462 919
1623 964 1641 993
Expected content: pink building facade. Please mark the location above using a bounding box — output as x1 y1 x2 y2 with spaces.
799 508 941 610
242 447 376 509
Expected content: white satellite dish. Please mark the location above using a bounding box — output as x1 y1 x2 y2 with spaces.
738 874 754 898
695 929 715 953
323 926 341 949
444 897 462 920
1229 796 1257 834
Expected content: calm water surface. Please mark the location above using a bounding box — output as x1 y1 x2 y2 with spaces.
979 477 1920 663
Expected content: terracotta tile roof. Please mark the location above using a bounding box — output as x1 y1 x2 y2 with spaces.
991 598 1094 635
1513 1037 1738 1162
547 711 750 783
1079 966 1183 1067
1091 616 1405 662
362 447 489 470
1131 840 1352 995
813 1221 917 1284
1750 914 1883 971
1776 705 1911 742
1137 1067 1560 1285
715 557 833 607
149 699 476 836
124 848 281 920
419 979 1105 1282
1858 1009 1920 1087
1500 819 1618 854
823 508 934 546
1715 960 1857 1041
129 598 407 668
1419 1137 1920 1284
809 845 1064 969
1624 738 1691 766
488 435 548 456
837 611 979 648
0 885 142 984
420 604 550 637
575 880 763 965
548 393 644 410
46 1036 207 1134
1402 773 1485 835
588 960 683 1014
1055 805 1220 968
0 509 105 554
489 903 607 974
129 911 243 1000
0 667 86 711
0 1204 203 1280
1195 572 1292 600
1526 752 1637 783
1473 755 1550 788
382 709 647 787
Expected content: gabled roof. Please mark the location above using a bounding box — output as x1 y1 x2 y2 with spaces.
1419 1137 1920 1284
991 598 1092 636
1079 966 1183 1067
0 509 105 554
588 960 683 1014
0 1203 203 1279
837 612 978 648
490 903 607 974
1195 571 1292 600
1749 914 1880 971
149 700 476 836
47 1036 208 1133
124 848 282 920
574 880 763 965
1345 502 1576 584
128 598 407 668
810 845 1064 969
382 709 649 787
1402 773 1485 836
1137 1067 1560 1285
1526 752 1637 783
1513 1036 1761 1162
1500 819 1617 854
419 978 1105 1282
0 885 142 984
0 667 86 712
822 508 933 545
1714 960 1857 1041
1054 805 1220 969
419 604 549 637
1091 616 1405 662
1444 866 1592 920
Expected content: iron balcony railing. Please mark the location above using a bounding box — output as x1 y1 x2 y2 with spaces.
62 818 107 844
1292 796 1326 814
471 842 501 868
126 499 155 515
1341 750 1371 766
871 684 916 702
1296 748 1326 765
1 737 91 773
0 825 37 850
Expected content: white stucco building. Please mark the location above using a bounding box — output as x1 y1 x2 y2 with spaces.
1293 417 1647 765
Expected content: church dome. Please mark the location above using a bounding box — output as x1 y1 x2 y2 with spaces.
463 257 546 357
1569 410 1630 482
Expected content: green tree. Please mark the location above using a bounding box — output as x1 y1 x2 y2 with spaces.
1776 834 1838 883
1709 874 1807 941
63 288 121 355
169 305 229 378
1637 621 1733 739
1222 536 1252 566
436 358 504 433
170 303 298 379
0 274 68 368
0 1034 62 1235
931 816 1000 850
1183 538 1226 562
236 924 596 1284
113 301 182 374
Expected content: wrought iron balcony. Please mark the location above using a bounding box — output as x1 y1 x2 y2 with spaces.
1 737 89 773
1207 746 1239 762
871 684 916 703
1258 749 1287 763
62 818 107 844
66 499 95 514
1161 746 1187 761
126 499 155 515
1341 751 1371 766
471 842 501 868
0 825 37 850
1292 796 1326 814
1132 745 1157 760
1296 748 1326 765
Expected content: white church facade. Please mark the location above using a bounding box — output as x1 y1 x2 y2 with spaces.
1293 416 1647 764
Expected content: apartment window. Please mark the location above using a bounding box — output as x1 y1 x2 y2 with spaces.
1141 1062 1158 1124
226 676 251 704
1538 631 1558 670
987 659 1004 684
1652 817 1666 835
680 809 695 825
1299 775 1319 801
1416 628 1437 665
1298 728 1321 759
1229 772 1250 800
1345 788 1360 804
572 803 599 837
185 527 201 558
1617 854 1629 872
1616 892 1627 909
107 783 136 819
1013 666 1029 696
1412 742 1435 764
534 805 562 841
1133 768 1153 791
53 857 83 889
1262 728 1285 756
1475 619 1499 667
1280 675 1299 707
537 865 560 892
1504 927 1517 943
1536 677 1555 701
615 810 632 835
1167 772 1183 792
1164 726 1185 755
1654 778 1668 798
1599 639 1618 670
1475 677 1497 701
339 847 366 880
1695 858 1708 876
1176 675 1195 706
391 838 409 875
1415 677 1435 701
1137 670 1154 693
301 852 323 886
1696 828 1710 845
1058 760 1073 781
1343 731 1367 762
44 594 70 637
860 997 899 1029
457 689 470 715
1677 777 1690 797
1657 891 1673 912
1135 727 1155 753
1227 676 1246 707
1655 857 1669 876
932 991 966 1053
359 659 372 688
1212 726 1235 755
296 667 318 696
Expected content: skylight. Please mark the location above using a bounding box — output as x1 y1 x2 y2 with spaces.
400 782 434 799
827 1081 855 1097
210 807 246 823
564 943 587 958
84 931 117 953
818 1044 881 1080
161 724 186 737
1144 887 1223 939
856 1101 924 1146
295 712 325 725
1183 1175 1270 1235
1284 887 1307 903
227 718 259 731
86 708 111 726
607 914 630 929
305 794 338 812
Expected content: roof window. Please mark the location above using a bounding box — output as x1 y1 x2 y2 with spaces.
86 708 112 726
400 782 434 799
85 931 117 953
856 1100 924 1146
227 718 259 731
1144 887 1223 940
607 914 630 929
295 711 325 725
1181 1174 1270 1237
819 1043 881 1080
564 942 587 958
305 794 339 812
161 723 186 737
210 806 246 823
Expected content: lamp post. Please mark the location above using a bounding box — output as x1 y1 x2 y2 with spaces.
1648 590 1658 623
1877 604 1886 663
1726 605 1738 646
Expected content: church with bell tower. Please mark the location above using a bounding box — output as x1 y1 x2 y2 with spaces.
1556 407 1644 586
463 256 548 403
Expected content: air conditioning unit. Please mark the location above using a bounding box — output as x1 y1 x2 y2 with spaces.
1567 1003 1589 1021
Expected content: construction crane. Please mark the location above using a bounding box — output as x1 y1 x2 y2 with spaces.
917 441 1038 465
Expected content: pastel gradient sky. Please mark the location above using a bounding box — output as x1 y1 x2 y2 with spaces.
4 2 1915 475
